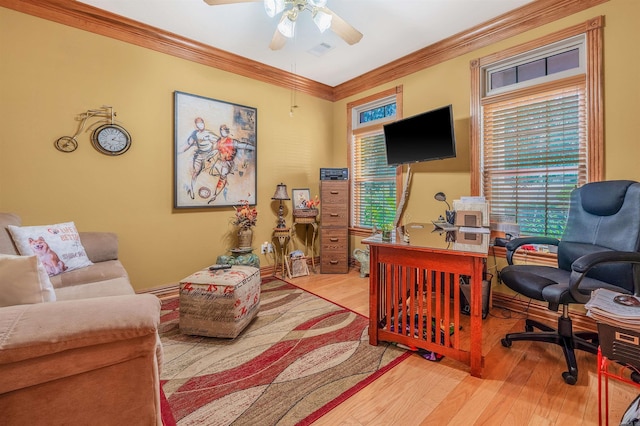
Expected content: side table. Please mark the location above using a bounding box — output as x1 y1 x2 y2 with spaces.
272 228 291 279
598 347 640 425
216 248 260 268
292 215 318 272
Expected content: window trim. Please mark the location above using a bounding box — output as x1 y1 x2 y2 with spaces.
470 16 604 197
347 86 403 236
483 34 586 97
352 94 398 130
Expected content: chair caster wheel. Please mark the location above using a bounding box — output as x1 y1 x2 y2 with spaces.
562 371 577 385
501 338 512 348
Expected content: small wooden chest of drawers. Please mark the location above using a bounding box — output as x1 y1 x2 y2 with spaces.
320 228 349 273
320 180 349 274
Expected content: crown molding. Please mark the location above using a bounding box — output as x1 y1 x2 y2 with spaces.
1 0 608 102
332 0 608 100
0 0 334 101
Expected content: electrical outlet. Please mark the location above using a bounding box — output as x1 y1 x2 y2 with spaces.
267 243 274 253
260 242 268 254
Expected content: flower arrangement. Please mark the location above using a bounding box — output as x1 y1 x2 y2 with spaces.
232 200 258 229
304 195 321 209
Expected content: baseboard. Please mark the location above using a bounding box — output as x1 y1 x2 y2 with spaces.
139 283 179 300
492 292 597 333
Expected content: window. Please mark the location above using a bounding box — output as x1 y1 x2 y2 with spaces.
486 35 584 96
483 84 586 237
471 18 603 238
348 87 403 232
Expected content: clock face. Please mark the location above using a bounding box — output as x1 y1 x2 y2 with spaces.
91 124 131 155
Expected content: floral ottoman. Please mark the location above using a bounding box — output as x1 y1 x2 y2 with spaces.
178 265 260 338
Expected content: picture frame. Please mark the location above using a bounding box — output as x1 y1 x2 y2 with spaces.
292 188 311 210
290 256 310 278
174 91 257 208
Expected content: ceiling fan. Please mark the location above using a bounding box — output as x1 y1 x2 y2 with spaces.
203 0 363 50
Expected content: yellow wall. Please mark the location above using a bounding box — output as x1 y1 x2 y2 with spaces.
0 8 333 290
342 0 640 253
2 0 639 291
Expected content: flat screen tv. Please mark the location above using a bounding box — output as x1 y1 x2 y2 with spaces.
383 104 456 166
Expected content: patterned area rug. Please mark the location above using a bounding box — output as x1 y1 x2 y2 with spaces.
159 277 409 425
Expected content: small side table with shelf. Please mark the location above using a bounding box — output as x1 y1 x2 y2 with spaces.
598 347 640 425
292 212 318 273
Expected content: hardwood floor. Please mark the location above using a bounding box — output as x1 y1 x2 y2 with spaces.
285 268 639 425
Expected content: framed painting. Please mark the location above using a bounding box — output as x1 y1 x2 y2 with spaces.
174 91 257 208
292 188 311 209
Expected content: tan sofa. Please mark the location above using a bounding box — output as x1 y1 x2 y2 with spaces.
0 213 163 425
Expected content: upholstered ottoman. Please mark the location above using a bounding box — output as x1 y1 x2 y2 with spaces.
179 265 260 338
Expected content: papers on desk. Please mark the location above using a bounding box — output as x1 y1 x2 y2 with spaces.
460 196 486 203
585 288 640 330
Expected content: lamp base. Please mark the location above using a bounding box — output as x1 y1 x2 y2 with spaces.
276 202 287 229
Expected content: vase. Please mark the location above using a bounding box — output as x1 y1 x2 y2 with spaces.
237 227 253 249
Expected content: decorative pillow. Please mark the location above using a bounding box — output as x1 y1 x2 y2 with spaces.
0 254 56 307
7 221 93 276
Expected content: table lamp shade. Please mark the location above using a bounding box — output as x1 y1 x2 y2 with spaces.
272 183 290 200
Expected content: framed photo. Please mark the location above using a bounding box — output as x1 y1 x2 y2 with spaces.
292 188 311 209
174 91 257 208
290 256 309 278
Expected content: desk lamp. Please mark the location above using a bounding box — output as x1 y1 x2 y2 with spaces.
434 192 455 224
272 183 290 228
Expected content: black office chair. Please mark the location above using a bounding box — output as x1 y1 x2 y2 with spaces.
500 180 640 385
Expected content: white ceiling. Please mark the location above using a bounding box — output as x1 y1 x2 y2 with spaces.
78 0 534 87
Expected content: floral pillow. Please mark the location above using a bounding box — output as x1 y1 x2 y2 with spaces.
7 221 93 276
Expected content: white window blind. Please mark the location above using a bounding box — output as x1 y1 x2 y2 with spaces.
352 129 397 228
482 84 587 237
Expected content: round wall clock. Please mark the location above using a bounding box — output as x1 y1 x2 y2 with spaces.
91 124 132 156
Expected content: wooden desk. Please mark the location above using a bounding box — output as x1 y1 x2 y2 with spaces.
363 223 488 377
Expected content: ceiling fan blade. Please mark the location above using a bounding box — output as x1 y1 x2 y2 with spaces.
203 0 260 5
269 25 287 50
322 7 363 45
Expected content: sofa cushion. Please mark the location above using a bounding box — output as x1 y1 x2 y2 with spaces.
0 213 21 256
49 259 129 291
0 254 56 307
8 222 93 276
54 277 134 301
79 231 119 263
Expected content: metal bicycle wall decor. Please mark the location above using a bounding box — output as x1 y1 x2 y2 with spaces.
55 106 132 155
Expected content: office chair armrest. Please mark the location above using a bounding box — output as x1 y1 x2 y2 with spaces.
505 236 560 265
569 251 640 303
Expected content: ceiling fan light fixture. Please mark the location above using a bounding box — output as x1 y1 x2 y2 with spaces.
264 0 285 18
312 9 332 33
277 11 297 38
308 0 327 7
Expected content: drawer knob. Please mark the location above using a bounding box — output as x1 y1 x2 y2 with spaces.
330 238 339 242
330 260 339 264
330 191 339 194
330 213 339 217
